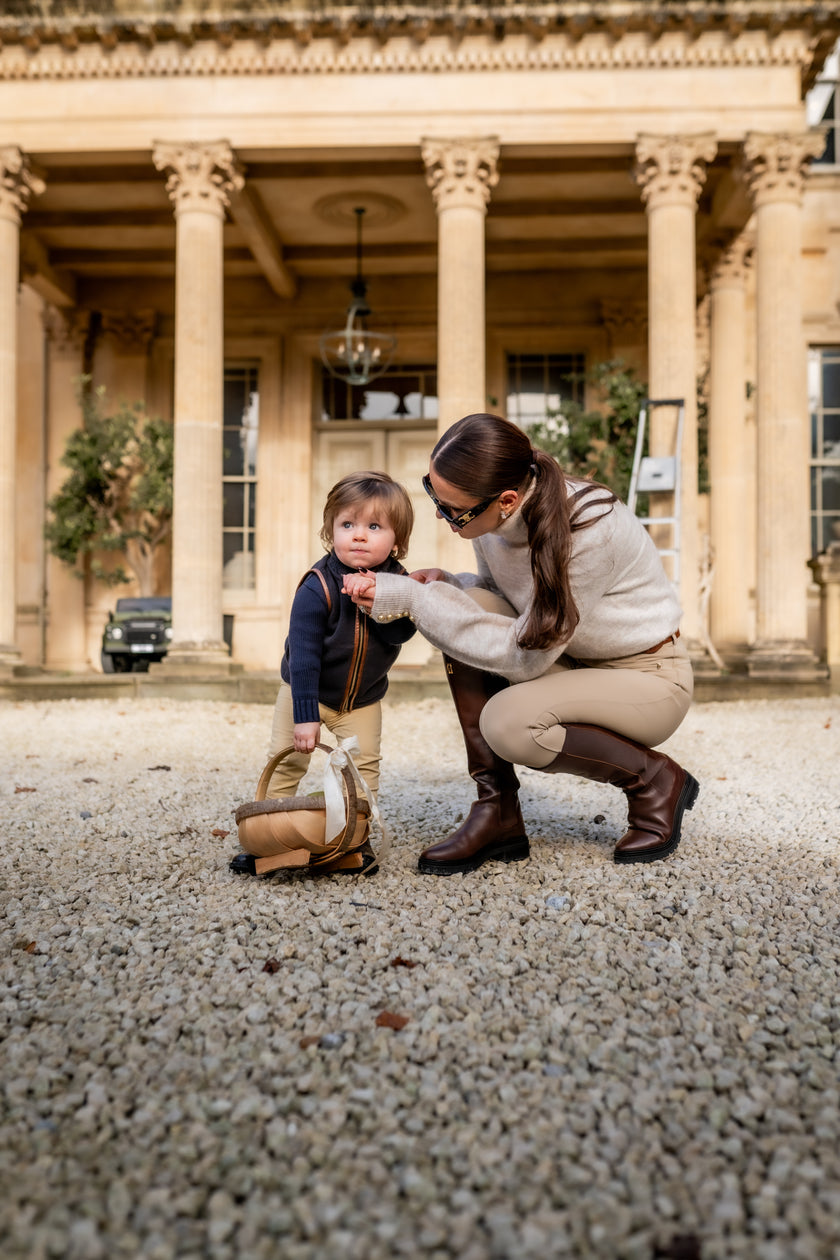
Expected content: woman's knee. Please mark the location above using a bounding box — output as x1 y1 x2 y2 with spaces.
479 691 531 763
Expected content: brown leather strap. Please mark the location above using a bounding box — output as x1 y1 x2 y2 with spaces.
642 629 680 655
299 567 331 612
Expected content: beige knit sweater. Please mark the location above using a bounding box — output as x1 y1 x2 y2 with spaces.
370 489 682 683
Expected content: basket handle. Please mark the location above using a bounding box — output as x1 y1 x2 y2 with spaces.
252 741 361 856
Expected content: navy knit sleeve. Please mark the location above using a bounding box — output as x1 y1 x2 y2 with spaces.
286 576 329 724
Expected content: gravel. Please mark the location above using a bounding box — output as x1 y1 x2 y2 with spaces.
2 692 840 1260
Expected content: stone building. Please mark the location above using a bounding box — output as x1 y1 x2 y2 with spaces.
1 0 839 678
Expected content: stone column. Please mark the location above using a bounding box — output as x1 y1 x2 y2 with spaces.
152 141 243 673
741 131 826 678
0 147 44 671
634 134 717 645
43 306 92 671
707 235 753 651
422 137 499 434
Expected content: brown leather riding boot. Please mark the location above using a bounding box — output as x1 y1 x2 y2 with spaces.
418 656 529 875
541 723 699 863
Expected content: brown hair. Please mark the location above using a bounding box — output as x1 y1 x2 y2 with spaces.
430 413 616 650
320 470 414 560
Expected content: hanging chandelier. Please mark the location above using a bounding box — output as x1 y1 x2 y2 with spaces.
319 206 397 387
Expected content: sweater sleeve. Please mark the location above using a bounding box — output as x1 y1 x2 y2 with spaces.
372 613 417 647
286 576 329 724
370 571 562 682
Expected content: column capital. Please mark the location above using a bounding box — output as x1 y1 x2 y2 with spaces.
42 305 91 353
634 133 717 211
741 131 826 208
0 146 45 225
152 140 244 215
599 298 647 338
710 233 754 289
422 136 500 214
100 309 157 350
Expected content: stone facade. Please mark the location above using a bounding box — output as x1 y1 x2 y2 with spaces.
1 1 839 677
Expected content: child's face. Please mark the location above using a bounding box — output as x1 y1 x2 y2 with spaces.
331 498 397 570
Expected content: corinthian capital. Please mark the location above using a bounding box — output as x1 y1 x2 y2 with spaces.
634 133 717 210
710 233 754 288
42 305 91 353
741 131 826 208
152 140 244 215
0 147 45 225
422 137 500 214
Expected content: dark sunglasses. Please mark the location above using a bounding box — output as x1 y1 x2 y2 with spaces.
422 474 500 529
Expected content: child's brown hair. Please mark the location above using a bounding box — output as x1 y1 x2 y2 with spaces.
320 471 414 560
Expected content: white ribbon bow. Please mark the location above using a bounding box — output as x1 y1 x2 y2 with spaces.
322 736 388 856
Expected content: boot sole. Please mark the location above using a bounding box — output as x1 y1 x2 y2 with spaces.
614 773 699 864
417 836 530 876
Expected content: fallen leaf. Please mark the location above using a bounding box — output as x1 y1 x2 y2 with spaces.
14 786 36 793
299 1035 320 1049
262 958 281 974
717 776 727 780
825 719 832 729
653 1235 702 1260
82 777 98 783
211 829 230 838
13 940 37 952
390 957 419 969
376 1011 409 1030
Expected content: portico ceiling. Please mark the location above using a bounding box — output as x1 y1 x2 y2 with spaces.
4 1 835 312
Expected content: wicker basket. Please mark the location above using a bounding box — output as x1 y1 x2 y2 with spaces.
234 742 372 876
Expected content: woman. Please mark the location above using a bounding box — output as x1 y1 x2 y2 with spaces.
344 412 697 875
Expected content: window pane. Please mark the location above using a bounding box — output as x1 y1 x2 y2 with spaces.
821 515 840 549
823 468 840 511
824 413 840 457
822 360 840 408
223 429 245 476
223 482 244 528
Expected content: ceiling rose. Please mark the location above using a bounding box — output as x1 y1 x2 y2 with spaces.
314 191 406 229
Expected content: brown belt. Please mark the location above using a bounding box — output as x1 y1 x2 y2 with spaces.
642 629 680 655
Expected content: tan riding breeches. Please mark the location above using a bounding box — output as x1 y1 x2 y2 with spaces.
266 681 383 797
465 590 694 769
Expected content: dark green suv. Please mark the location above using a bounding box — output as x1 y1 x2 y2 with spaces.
101 596 172 673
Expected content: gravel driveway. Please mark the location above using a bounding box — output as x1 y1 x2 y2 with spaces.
2 694 840 1260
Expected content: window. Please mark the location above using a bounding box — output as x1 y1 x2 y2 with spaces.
807 41 839 167
506 352 586 426
321 363 438 422
222 364 259 590
809 347 840 555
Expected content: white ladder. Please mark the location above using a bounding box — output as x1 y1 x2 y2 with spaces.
627 397 685 584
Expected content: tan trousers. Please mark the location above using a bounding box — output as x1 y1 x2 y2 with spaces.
466 591 694 769
266 682 382 798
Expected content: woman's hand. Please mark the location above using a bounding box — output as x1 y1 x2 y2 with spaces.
293 721 320 754
409 568 446 584
343 570 376 610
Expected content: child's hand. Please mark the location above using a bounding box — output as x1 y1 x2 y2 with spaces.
343 570 376 610
410 568 445 584
293 721 320 753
